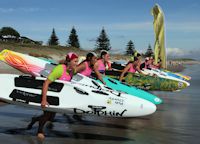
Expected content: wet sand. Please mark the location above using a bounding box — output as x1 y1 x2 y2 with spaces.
0 62 200 144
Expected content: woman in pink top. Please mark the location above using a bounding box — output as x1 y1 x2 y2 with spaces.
119 57 144 82
77 52 97 77
28 52 79 139
41 52 79 107
148 57 162 69
93 50 112 84
76 52 107 84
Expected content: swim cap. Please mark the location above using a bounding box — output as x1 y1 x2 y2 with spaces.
100 50 109 54
66 52 78 61
89 52 97 57
100 50 109 58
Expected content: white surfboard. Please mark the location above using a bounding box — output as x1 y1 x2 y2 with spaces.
0 74 156 117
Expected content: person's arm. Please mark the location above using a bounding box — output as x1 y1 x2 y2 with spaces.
107 61 112 70
154 63 160 69
41 65 62 108
136 66 146 75
75 62 86 73
41 79 52 108
136 65 155 76
119 64 131 81
93 62 106 85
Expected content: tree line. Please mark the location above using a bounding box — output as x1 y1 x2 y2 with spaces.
0 26 153 56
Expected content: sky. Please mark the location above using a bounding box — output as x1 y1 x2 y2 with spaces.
0 0 200 59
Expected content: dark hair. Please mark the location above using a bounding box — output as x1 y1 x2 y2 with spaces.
134 57 138 61
137 53 141 57
100 50 108 58
86 52 96 61
79 52 96 66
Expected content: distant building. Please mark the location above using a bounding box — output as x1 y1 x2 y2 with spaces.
0 35 18 42
0 35 42 45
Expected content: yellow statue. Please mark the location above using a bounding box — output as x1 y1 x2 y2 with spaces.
151 4 167 69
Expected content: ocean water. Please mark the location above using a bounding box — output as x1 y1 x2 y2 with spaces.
0 64 199 144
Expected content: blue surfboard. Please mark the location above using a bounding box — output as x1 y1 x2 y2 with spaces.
96 76 163 105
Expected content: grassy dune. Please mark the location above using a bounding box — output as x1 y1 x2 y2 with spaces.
1 42 198 73
0 42 89 61
0 42 132 61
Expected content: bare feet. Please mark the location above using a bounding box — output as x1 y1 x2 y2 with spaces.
37 133 45 140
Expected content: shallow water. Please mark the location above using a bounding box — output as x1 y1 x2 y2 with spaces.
0 64 200 144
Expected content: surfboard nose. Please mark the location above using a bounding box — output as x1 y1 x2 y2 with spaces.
185 81 190 87
139 100 157 116
154 97 163 105
180 81 190 88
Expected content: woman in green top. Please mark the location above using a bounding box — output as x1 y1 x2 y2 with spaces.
27 52 79 139
28 52 101 139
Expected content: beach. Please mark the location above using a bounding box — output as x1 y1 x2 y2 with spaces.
0 59 200 143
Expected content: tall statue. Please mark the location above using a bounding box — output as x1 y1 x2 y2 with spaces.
151 4 167 69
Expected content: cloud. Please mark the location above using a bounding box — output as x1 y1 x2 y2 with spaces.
115 35 126 39
167 48 186 56
167 22 200 32
0 8 14 13
108 22 152 31
87 38 97 42
45 22 153 32
19 8 40 12
0 7 40 13
167 47 200 60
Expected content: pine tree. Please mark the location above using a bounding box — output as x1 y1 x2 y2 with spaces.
145 44 154 57
126 40 135 55
67 27 80 48
95 28 111 51
48 28 59 46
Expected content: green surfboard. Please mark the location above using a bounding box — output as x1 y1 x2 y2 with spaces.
124 73 187 91
105 70 188 91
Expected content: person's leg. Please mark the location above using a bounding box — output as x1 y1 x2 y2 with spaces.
37 111 56 139
27 114 42 130
46 112 56 129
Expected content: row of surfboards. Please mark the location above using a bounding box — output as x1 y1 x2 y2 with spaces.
108 63 190 91
0 49 190 117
